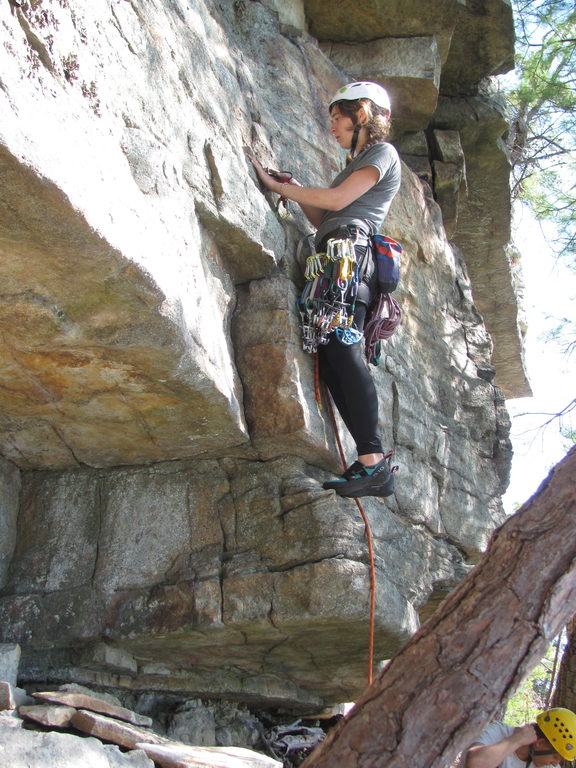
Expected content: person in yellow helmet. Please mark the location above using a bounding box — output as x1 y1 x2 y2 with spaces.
464 708 576 768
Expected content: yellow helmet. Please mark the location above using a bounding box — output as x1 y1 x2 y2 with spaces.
536 708 576 760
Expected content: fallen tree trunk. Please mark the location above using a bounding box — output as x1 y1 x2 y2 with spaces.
303 446 576 768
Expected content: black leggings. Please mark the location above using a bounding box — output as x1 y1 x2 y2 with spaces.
317 302 383 457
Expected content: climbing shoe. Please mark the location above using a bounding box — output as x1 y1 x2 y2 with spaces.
323 456 395 498
322 461 365 490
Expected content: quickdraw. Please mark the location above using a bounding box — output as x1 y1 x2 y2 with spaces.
265 167 293 219
304 253 325 280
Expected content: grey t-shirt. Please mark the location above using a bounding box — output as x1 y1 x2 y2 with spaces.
315 142 401 247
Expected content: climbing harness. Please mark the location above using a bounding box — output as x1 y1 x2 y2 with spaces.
297 231 402 364
296 234 362 354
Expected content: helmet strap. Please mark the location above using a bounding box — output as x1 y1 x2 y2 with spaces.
350 123 362 158
531 738 562 758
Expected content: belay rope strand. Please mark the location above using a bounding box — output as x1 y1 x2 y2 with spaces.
305 341 376 680
320 372 378 686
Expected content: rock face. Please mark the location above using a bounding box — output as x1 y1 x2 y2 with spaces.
0 0 519 710
0 715 155 768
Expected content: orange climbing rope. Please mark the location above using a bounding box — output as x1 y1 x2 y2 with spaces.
321 380 377 686
313 353 323 409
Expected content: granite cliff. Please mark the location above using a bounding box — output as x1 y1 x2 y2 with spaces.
0 0 523 717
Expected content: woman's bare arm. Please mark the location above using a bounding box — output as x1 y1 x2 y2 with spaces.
283 179 325 228
247 152 379 222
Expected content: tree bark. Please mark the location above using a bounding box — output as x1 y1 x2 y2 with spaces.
303 447 576 768
552 615 576 711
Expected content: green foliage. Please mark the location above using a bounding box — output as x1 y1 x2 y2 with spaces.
506 0 576 259
523 166 576 262
504 638 563 725
561 426 576 447
504 1 576 422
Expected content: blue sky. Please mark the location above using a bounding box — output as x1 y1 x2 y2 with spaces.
502 205 575 513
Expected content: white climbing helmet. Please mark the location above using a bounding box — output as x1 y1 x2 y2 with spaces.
330 81 391 115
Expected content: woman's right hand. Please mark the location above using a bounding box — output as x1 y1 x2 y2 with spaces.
246 151 280 192
246 150 301 192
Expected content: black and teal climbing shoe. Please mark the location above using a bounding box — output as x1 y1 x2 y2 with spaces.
323 461 365 490
323 456 395 498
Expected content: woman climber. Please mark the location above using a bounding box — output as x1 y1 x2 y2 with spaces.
249 81 402 498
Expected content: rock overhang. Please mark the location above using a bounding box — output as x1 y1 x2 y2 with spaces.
0 0 515 709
